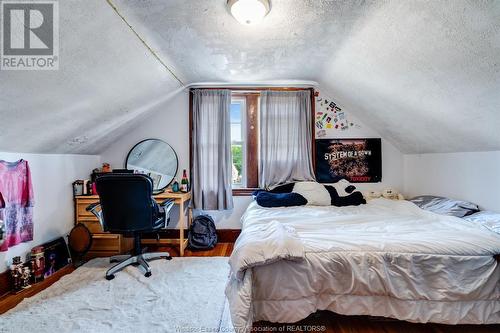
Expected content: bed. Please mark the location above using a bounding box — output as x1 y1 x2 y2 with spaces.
225 198 500 331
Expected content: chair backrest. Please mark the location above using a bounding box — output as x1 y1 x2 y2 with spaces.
95 173 155 233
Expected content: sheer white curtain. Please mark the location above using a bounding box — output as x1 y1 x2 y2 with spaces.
192 89 233 210
259 90 315 188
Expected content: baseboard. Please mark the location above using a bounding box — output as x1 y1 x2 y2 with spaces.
141 229 241 243
216 229 241 243
0 265 74 314
0 269 12 298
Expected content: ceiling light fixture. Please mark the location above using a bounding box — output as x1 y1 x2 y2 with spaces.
227 0 271 25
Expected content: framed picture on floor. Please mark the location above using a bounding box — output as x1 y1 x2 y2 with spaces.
315 138 382 183
41 237 71 278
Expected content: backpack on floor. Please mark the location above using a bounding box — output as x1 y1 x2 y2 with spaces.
188 214 217 250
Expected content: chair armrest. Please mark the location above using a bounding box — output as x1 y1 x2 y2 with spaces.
86 202 100 212
86 202 104 229
159 199 175 226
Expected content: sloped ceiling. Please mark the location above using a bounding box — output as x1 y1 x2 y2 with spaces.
1 0 499 154
0 0 183 154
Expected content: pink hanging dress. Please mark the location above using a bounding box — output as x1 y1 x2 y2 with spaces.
0 159 34 251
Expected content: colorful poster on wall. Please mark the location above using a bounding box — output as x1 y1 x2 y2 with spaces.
315 138 382 183
315 95 360 137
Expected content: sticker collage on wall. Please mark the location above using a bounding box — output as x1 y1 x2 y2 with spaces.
315 94 360 138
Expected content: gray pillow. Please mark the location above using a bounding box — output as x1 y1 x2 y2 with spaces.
409 195 479 218
463 211 500 234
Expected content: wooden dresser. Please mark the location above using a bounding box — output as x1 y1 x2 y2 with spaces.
74 192 192 258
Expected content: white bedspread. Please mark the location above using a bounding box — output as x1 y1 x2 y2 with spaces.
225 199 500 331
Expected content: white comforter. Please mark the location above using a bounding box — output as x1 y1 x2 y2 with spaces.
225 198 500 331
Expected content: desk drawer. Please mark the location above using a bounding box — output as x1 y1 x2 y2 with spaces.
80 220 103 233
90 234 120 252
76 199 99 218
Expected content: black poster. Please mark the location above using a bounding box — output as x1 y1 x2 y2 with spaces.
315 138 382 183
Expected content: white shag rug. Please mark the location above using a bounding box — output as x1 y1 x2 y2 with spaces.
1 257 233 333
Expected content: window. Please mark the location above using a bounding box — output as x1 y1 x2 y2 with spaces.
230 93 259 194
189 88 314 196
230 98 246 188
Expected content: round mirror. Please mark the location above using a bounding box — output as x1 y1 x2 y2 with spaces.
126 139 178 192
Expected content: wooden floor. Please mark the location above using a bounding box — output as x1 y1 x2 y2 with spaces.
254 311 500 333
153 242 234 257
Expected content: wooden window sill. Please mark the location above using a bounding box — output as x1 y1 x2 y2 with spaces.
232 188 259 196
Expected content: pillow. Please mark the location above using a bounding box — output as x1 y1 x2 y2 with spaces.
258 180 366 207
267 182 296 193
463 211 500 234
409 195 479 218
292 181 331 206
255 192 307 208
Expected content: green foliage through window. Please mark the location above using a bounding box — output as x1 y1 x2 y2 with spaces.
232 144 243 184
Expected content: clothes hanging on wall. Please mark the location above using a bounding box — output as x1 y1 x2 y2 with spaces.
0 159 34 251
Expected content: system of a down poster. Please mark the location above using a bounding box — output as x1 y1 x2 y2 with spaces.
315 138 382 183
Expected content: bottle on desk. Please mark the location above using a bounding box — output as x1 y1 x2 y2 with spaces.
171 179 180 192
181 169 189 192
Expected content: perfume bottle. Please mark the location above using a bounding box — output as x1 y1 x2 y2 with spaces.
171 179 180 192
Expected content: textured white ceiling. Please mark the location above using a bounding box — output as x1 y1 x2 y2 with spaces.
0 0 182 154
1 0 499 154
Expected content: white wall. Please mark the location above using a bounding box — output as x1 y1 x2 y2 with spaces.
0 152 100 273
404 152 500 212
101 90 190 178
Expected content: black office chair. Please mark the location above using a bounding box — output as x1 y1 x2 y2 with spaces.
86 173 175 280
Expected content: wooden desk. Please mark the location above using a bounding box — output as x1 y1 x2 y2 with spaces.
74 192 192 257
141 192 193 256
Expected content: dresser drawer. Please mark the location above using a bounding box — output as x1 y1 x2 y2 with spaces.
90 234 120 252
76 199 98 218
80 220 104 233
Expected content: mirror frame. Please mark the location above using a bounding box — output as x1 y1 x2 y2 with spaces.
125 138 179 192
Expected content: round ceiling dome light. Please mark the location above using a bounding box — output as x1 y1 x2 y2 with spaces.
227 0 271 25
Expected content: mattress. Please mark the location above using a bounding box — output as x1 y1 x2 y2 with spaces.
226 198 500 331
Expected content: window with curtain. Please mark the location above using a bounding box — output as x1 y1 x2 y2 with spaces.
190 88 315 200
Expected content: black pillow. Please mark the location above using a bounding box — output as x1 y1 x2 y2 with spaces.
255 192 307 208
409 195 479 217
268 182 296 193
252 183 296 197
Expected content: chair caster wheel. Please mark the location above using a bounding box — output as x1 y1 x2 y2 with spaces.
145 271 152 278
165 256 172 260
106 274 115 281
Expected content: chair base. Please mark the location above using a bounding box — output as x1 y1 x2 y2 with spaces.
106 252 172 280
